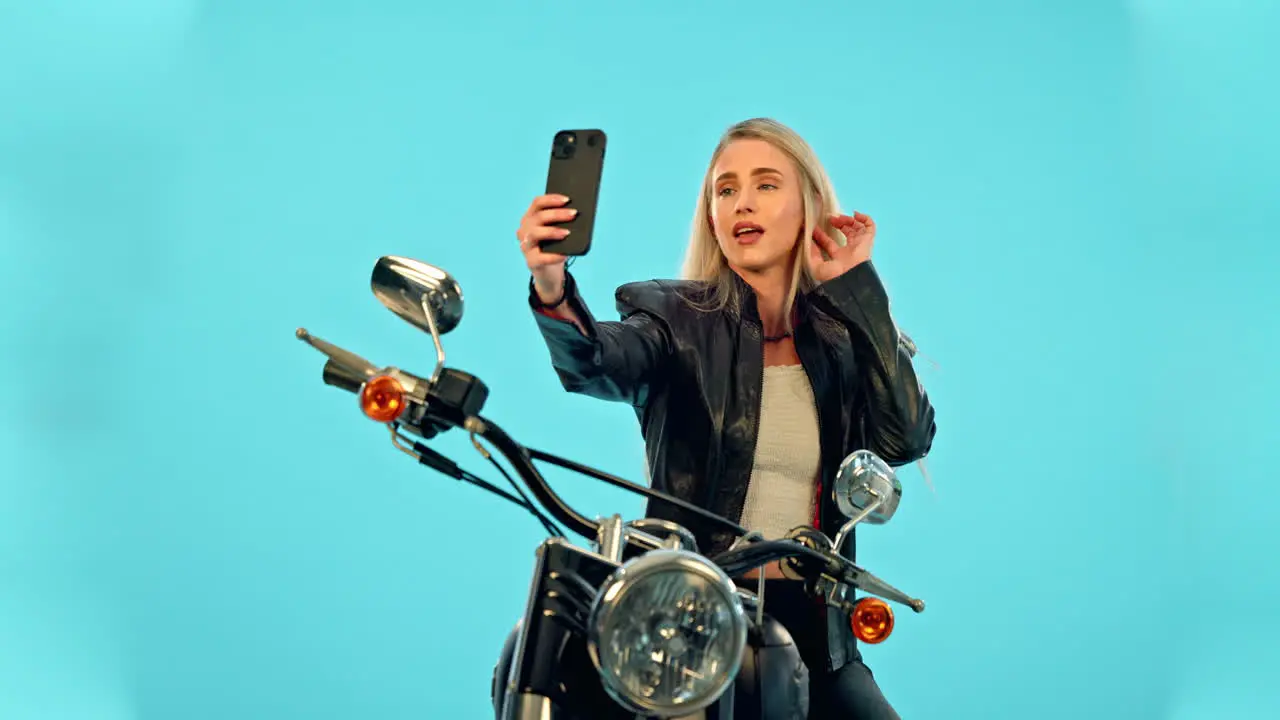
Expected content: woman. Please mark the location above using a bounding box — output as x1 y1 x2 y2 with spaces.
517 118 936 718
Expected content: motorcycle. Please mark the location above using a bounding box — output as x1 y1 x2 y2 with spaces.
296 255 926 720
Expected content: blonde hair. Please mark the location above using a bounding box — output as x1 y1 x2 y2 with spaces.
679 117 845 329
675 120 936 489
680 119 938 491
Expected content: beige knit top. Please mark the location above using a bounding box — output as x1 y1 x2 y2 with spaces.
738 365 822 539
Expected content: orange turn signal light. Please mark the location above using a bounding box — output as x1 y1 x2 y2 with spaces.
360 375 406 423
850 597 895 644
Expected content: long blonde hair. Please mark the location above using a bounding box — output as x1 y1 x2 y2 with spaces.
679 118 845 329
679 119 938 492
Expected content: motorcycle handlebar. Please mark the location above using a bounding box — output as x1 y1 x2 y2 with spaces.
322 358 365 395
462 415 599 538
304 330 750 544
301 330 924 613
316 354 601 538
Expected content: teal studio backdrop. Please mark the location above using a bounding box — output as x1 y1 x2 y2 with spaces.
1 1 1277 718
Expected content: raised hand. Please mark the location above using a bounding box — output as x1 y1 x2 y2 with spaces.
517 194 577 303
807 212 876 283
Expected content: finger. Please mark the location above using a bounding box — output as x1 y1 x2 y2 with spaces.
831 219 861 237
833 212 874 230
533 207 578 226
832 214 868 237
806 235 825 268
520 225 570 249
812 227 841 255
528 194 571 213
848 214 874 234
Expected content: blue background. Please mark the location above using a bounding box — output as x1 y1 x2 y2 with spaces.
2 1 1277 718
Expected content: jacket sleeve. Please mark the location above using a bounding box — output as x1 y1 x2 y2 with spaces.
810 261 937 466
529 271 674 407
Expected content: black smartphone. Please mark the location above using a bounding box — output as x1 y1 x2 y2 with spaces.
541 129 606 256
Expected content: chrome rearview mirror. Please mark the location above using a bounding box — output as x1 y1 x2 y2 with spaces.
370 256 464 382
831 450 902 551
371 256 464 334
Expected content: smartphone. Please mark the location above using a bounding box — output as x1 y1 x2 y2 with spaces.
541 129 606 256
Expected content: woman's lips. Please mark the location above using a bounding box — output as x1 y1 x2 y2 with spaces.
733 221 764 245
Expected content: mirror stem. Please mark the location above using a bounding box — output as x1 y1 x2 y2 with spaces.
832 493 883 553
419 296 447 384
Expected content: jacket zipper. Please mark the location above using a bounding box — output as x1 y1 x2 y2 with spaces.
795 325 839 673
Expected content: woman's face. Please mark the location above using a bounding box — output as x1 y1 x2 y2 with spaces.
709 139 807 276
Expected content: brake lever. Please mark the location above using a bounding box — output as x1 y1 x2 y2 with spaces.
835 559 926 613
773 526 924 613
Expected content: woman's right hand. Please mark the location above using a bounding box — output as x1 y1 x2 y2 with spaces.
517 194 578 304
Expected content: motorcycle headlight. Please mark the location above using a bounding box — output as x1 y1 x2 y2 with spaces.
586 549 747 718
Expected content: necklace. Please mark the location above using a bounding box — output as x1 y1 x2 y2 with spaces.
763 331 792 342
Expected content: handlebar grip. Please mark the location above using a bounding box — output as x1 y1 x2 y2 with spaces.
322 359 364 394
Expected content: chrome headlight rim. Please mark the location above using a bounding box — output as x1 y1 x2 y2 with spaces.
586 549 748 717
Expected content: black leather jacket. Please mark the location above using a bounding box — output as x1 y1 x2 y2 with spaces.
529 260 936 672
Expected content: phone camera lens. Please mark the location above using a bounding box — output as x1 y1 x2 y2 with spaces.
553 132 578 159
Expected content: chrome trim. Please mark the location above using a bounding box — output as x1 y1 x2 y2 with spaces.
594 518 701 556
504 692 555 720
624 518 699 553
418 294 446 384
832 492 883 556
596 514 625 563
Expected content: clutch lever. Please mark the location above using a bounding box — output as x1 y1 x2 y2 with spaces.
296 328 379 380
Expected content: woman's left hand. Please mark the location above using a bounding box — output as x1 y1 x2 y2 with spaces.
808 212 876 283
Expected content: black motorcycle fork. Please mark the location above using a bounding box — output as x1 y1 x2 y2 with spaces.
502 539 740 720
502 538 625 719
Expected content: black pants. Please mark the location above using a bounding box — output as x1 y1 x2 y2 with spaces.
754 579 901 720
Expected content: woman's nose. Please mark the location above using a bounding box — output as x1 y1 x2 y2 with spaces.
734 188 756 213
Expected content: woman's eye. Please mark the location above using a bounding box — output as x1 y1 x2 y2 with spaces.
759 183 777 191
717 187 734 197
